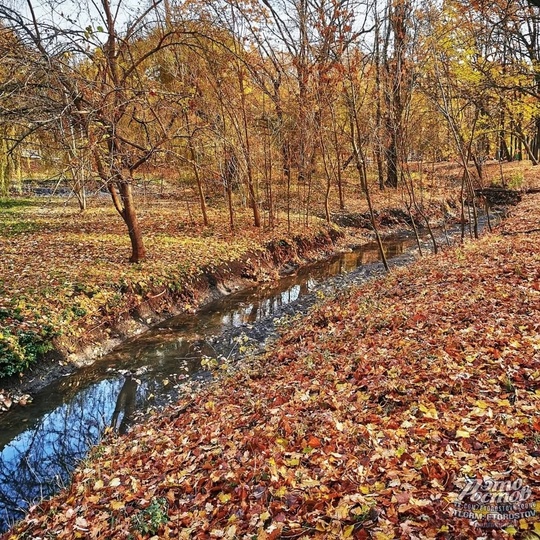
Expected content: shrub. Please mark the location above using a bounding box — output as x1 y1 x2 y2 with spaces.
130 497 169 536
0 325 56 378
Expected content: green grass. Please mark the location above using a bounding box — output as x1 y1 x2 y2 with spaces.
0 199 43 236
1 220 40 236
0 198 42 212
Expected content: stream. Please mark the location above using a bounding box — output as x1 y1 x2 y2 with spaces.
0 220 496 532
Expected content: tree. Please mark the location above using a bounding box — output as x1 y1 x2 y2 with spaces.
382 0 414 188
0 0 196 262
0 24 32 196
463 0 540 164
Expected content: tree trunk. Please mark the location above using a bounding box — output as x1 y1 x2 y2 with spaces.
118 182 146 263
374 8 386 191
383 0 410 190
184 110 209 226
498 110 511 162
223 150 237 232
385 131 399 188
532 115 540 164
0 135 8 196
94 144 146 263
319 128 332 223
107 176 146 263
330 104 346 210
238 68 261 227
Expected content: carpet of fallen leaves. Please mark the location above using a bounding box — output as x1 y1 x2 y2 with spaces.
4 192 540 539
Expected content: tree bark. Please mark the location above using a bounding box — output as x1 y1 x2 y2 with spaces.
117 181 146 263
97 149 146 263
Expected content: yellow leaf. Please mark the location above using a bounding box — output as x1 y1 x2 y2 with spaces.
456 429 470 438
301 478 320 487
373 533 396 540
334 503 350 519
93 479 104 491
505 525 517 535
110 500 125 510
218 492 231 503
475 400 488 409
268 457 278 481
109 477 121 487
343 524 355 537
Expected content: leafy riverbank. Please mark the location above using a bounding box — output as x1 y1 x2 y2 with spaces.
0 186 461 402
3 159 536 390
0 199 348 387
4 192 540 539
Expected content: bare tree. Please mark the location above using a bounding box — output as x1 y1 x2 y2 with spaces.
0 0 195 262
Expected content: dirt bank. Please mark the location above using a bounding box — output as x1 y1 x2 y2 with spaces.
0 195 491 405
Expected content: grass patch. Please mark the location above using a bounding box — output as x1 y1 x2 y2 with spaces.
0 198 42 212
0 198 44 237
1 220 41 236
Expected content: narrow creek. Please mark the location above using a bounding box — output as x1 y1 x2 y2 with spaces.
0 220 496 532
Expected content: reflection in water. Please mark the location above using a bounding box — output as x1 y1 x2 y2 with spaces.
111 375 138 435
0 237 412 532
0 379 123 530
